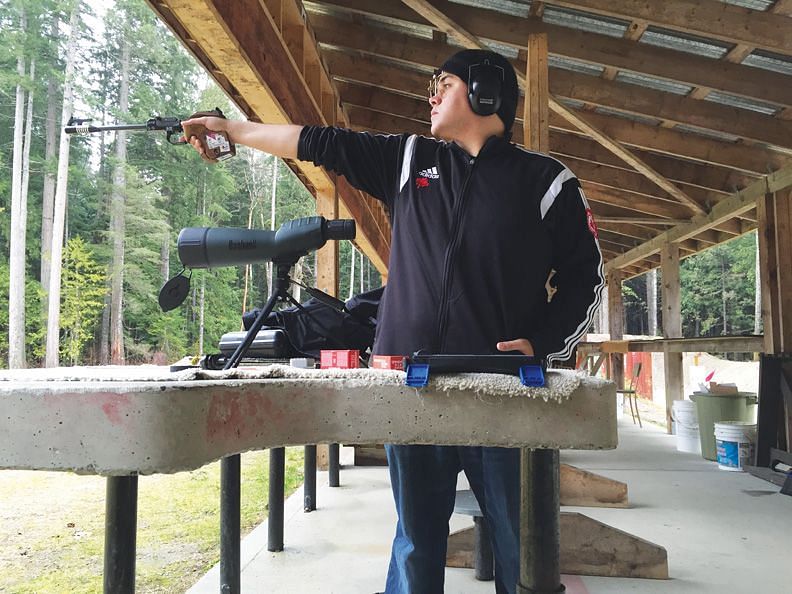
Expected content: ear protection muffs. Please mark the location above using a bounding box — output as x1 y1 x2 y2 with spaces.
467 59 505 116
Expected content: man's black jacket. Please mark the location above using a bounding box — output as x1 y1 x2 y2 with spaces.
299 127 604 366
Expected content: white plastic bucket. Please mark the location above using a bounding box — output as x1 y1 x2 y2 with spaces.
672 400 700 454
714 421 756 471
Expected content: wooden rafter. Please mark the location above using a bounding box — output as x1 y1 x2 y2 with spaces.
604 166 792 272
687 0 792 122
596 217 686 226
309 5 791 171
325 60 788 176
325 49 790 174
549 69 792 150
398 0 705 215
545 0 791 55
311 16 791 150
333 64 747 202
345 104 702 220
309 2 792 110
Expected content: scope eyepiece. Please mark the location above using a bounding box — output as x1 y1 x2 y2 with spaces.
324 218 356 240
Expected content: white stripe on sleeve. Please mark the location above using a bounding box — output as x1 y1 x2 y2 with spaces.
546 187 606 366
540 168 576 220
399 135 418 193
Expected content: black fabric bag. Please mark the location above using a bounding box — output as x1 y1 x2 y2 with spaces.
242 286 384 358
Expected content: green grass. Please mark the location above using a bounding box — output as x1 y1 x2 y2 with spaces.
0 448 305 593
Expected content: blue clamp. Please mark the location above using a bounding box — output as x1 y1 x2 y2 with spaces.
405 364 430 388
519 364 545 387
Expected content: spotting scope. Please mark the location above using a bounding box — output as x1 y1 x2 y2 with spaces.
177 216 356 268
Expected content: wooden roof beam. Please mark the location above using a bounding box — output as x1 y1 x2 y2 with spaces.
399 0 705 215
549 69 792 151
309 3 792 109
549 109 790 175
598 225 659 246
601 19 647 80
597 217 687 226
545 0 790 55
548 131 758 194
581 183 700 220
336 78 761 196
562 156 719 206
345 105 699 220
324 48 790 174
605 166 792 272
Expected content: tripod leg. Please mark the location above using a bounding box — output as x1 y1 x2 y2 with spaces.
223 291 281 370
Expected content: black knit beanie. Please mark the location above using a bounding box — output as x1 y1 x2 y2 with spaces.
437 49 519 133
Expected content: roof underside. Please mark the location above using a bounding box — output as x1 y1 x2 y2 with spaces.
147 0 792 279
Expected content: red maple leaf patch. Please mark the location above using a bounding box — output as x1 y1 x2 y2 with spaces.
415 177 429 189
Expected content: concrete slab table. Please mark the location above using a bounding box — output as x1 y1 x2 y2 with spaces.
0 367 616 593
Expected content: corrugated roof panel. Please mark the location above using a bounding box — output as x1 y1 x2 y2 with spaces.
675 123 740 142
703 91 780 115
305 1 436 39
615 72 693 95
741 50 792 76
548 55 604 76
716 0 774 9
593 106 663 127
542 6 629 38
557 97 586 110
640 27 732 59
481 39 520 60
449 0 531 18
359 15 434 40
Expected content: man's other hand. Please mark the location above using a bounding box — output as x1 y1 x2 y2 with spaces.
496 339 535 356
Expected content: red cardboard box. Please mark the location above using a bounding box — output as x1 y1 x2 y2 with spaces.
370 355 404 370
320 350 360 369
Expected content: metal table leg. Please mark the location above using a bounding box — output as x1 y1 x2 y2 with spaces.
268 447 285 551
328 443 340 487
220 455 240 594
473 515 494 581
104 475 138 594
304 445 317 512
517 448 565 594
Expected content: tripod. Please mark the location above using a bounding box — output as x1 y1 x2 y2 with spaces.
218 257 343 593
223 260 305 370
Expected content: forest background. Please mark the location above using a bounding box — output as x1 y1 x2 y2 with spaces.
0 0 759 370
0 0 382 370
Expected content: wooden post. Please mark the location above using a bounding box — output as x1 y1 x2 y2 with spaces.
757 188 792 354
774 190 792 353
661 243 683 433
757 192 781 354
315 184 339 469
523 34 549 153
607 270 625 394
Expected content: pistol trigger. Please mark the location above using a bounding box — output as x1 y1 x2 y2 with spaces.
167 130 187 145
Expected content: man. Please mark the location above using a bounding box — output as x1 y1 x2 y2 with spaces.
185 49 603 594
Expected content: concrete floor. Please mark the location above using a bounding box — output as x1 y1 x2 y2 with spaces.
188 419 791 594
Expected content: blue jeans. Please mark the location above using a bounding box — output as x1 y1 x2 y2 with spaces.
384 444 520 594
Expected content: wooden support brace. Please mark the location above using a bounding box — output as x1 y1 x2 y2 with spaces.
560 464 628 508
447 512 668 579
